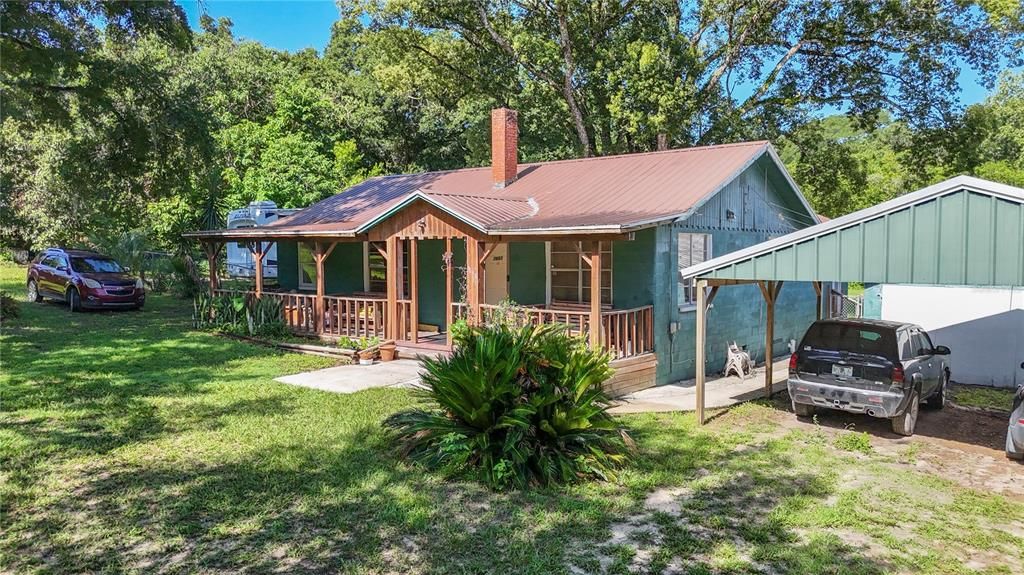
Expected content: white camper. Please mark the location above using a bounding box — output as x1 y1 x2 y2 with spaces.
225 201 299 278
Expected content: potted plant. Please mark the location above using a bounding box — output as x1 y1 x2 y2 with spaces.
379 340 397 362
339 336 381 365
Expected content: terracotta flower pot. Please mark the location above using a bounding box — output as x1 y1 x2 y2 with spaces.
358 349 375 365
380 343 397 362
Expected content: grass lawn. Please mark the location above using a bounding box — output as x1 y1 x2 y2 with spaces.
950 383 1018 412
1 261 1022 574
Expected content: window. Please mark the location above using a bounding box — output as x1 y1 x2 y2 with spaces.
678 232 712 308
71 257 123 273
910 330 933 356
363 241 410 295
298 244 316 289
366 242 387 294
801 323 897 360
548 241 612 305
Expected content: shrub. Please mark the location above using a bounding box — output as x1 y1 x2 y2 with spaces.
337 335 380 351
192 292 285 337
834 429 873 454
385 322 632 489
0 291 19 321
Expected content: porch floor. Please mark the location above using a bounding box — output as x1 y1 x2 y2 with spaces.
609 358 791 414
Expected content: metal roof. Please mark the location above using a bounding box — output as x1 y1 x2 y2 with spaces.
682 176 1024 287
187 141 813 239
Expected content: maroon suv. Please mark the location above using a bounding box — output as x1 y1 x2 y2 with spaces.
27 248 145 311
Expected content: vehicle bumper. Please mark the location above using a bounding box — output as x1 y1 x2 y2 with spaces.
1008 421 1024 459
788 376 906 418
81 290 145 308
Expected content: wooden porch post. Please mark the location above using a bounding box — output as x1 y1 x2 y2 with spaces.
445 237 453 346
466 238 481 325
385 236 399 340
696 279 708 425
409 238 419 344
813 281 823 320
313 241 337 334
759 281 784 398
204 241 221 298
250 241 273 297
589 241 602 349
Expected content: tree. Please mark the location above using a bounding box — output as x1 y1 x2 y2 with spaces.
356 0 1023 156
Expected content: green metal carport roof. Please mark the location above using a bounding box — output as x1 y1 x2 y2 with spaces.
682 175 1024 287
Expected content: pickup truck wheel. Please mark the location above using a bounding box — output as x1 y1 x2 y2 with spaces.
27 279 42 302
926 373 947 410
891 391 919 436
67 289 82 313
793 401 815 418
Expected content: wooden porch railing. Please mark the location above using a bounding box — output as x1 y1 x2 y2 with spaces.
209 290 653 357
323 295 386 338
451 303 654 358
600 306 655 359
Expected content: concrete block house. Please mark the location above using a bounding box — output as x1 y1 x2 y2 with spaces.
189 109 821 395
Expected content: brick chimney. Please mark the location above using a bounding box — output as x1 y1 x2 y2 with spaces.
491 107 518 188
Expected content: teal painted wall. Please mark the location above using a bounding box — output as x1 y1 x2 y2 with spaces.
277 241 298 290
655 225 818 385
613 228 656 309
863 284 883 319
324 243 364 294
417 240 447 329
509 242 546 305
274 241 364 293
652 158 820 385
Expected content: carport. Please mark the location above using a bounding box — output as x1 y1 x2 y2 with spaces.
680 175 1024 423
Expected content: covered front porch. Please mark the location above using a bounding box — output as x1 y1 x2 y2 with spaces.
196 199 655 360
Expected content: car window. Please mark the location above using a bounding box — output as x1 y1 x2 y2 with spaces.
910 331 929 356
918 330 934 352
801 323 897 359
71 257 123 273
898 331 913 360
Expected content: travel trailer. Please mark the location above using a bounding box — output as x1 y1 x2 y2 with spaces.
224 201 299 278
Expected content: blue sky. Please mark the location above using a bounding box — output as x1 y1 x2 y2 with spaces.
177 0 999 106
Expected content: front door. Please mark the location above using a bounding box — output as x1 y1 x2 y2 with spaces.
484 243 509 305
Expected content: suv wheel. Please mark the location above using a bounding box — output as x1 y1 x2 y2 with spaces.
67 289 82 313
891 391 919 436
793 401 815 418
27 279 42 302
926 372 947 410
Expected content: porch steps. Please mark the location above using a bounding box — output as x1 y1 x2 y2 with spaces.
604 353 658 398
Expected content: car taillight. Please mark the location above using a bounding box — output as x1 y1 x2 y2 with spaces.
892 365 905 384
789 353 798 371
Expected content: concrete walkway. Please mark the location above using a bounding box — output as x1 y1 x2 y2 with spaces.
273 355 791 415
610 358 790 414
275 359 422 394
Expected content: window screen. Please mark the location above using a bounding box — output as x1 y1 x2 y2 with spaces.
678 232 711 307
549 241 611 304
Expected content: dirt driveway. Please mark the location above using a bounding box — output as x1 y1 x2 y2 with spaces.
763 392 1024 498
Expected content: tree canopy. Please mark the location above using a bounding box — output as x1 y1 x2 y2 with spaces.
2 0 1023 251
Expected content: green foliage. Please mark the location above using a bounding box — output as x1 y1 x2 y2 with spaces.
337 335 381 351
385 323 631 490
834 430 873 455
192 292 286 337
0 291 19 321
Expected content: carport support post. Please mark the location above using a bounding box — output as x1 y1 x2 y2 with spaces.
759 281 784 398
696 279 708 425
813 281 823 321
385 236 399 340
